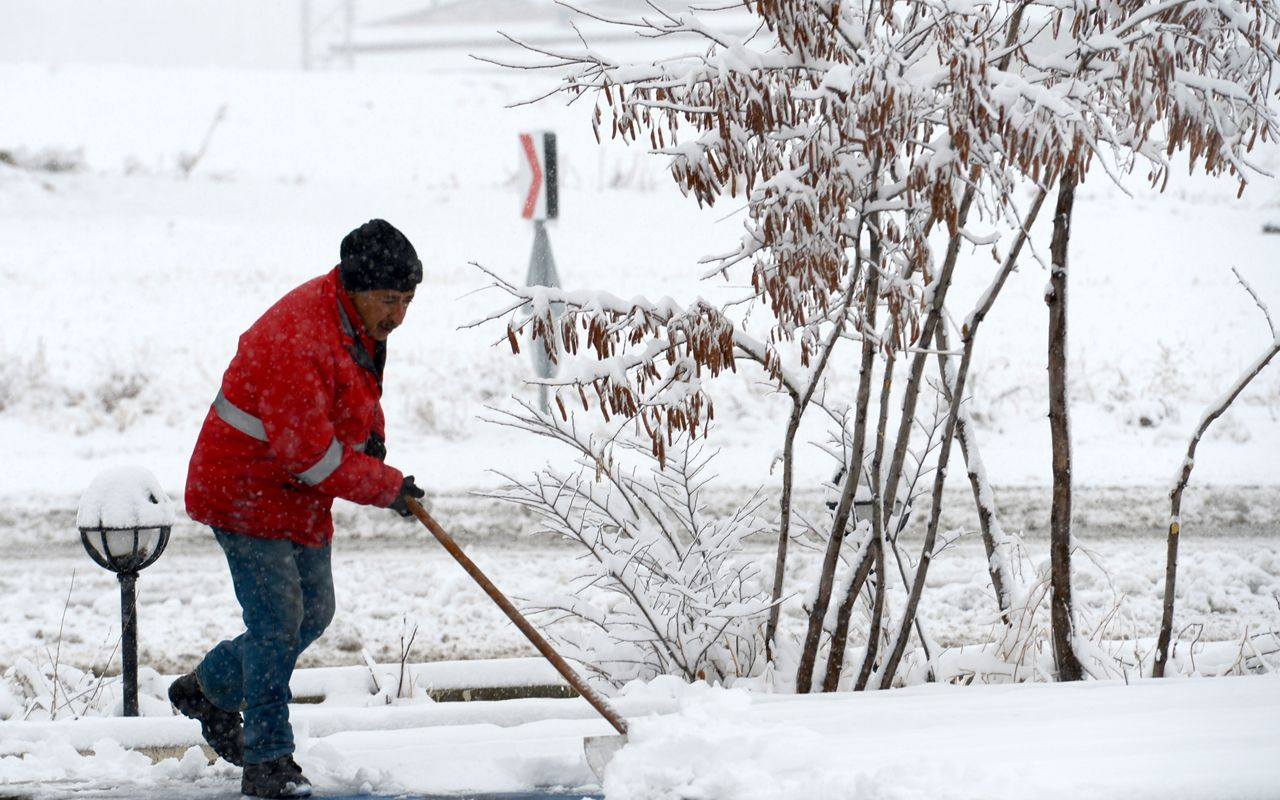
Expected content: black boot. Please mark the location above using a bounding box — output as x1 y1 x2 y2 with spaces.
168 672 245 766
242 755 313 799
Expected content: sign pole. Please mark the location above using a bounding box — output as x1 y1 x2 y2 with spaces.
520 131 561 412
527 219 560 411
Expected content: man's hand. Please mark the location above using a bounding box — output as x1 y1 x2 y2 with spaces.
388 475 426 518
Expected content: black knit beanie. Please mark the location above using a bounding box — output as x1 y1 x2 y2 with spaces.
339 219 423 292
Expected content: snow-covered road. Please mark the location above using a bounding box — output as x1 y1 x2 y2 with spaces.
4 485 1277 677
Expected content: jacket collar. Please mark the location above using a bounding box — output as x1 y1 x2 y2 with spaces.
331 267 386 385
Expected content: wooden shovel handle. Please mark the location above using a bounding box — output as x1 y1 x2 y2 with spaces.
406 498 629 736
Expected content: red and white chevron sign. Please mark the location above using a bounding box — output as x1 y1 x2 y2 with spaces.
518 131 558 220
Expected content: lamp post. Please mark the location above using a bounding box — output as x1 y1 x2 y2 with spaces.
76 466 174 717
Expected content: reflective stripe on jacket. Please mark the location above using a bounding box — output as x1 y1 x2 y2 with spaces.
213 389 370 484
184 268 404 545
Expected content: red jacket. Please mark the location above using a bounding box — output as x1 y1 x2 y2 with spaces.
185 268 404 545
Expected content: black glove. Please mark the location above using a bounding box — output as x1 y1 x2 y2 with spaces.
363 431 387 461
388 475 426 518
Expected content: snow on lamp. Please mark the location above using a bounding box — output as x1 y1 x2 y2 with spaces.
76 466 174 717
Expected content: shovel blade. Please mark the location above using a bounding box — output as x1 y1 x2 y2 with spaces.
584 734 627 780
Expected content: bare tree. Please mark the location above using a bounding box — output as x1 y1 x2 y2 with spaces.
1045 165 1086 681
478 0 1280 692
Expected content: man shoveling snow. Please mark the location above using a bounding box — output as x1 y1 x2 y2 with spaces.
172 219 428 799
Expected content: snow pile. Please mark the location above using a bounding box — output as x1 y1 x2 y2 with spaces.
605 675 1280 800
0 735 240 800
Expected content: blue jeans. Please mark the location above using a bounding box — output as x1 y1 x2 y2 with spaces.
196 528 335 764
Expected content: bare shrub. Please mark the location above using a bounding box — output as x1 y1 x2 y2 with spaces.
485 402 773 689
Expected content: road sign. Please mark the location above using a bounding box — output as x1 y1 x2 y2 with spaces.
518 131 558 220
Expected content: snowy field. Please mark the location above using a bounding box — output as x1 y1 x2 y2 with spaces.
2 3 1280 798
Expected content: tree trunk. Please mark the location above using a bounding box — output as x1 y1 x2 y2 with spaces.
821 538 877 692
765 397 803 662
1154 483 1186 680
852 343 895 692
1046 166 1085 682
815 227 884 693
853 535 886 690
794 267 880 693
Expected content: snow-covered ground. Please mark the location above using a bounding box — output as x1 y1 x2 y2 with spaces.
2 672 1277 799
2 4 1280 798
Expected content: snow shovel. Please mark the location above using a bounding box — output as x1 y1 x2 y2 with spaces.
404 497 628 779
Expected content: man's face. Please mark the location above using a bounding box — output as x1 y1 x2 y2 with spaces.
351 288 415 341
